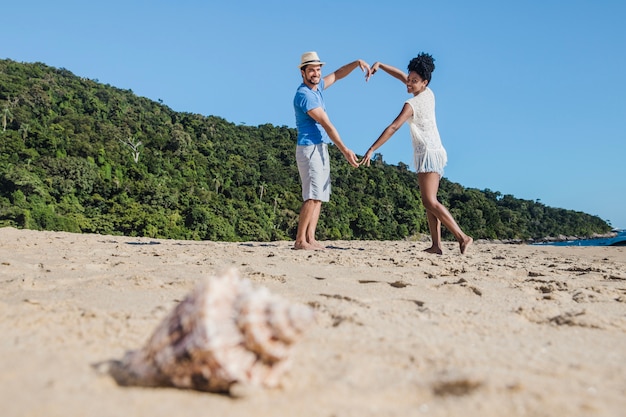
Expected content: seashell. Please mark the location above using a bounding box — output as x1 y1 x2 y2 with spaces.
110 268 315 394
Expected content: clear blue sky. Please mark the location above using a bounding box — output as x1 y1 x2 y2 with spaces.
3 1 625 229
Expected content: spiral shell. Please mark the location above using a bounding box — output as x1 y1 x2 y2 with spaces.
114 268 315 394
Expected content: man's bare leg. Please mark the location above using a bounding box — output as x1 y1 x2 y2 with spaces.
306 200 325 249
294 199 322 250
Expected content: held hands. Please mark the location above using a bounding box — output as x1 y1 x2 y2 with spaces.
353 59 383 81
359 148 374 167
342 147 374 168
365 62 381 82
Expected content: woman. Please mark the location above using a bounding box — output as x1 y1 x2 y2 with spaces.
360 53 472 254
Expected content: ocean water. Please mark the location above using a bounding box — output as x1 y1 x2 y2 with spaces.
533 230 626 247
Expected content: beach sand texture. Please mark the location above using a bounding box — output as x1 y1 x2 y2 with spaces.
1 227 625 417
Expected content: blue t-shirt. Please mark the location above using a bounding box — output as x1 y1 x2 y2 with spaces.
293 79 329 146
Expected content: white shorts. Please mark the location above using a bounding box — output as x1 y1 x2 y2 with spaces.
296 143 331 202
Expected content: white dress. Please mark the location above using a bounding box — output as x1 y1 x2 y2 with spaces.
405 87 448 176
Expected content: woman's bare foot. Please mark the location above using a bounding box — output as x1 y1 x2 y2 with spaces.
423 246 443 255
460 236 473 254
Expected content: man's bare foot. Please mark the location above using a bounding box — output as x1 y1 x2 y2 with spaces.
293 241 324 250
460 236 473 254
423 246 443 255
309 240 326 250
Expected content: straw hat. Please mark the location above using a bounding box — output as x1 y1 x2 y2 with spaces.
298 51 325 69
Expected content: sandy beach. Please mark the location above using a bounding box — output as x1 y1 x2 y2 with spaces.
1 226 625 417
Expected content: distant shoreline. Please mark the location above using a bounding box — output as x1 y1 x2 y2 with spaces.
528 230 625 247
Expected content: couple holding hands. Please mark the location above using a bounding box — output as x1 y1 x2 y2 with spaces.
293 51 472 255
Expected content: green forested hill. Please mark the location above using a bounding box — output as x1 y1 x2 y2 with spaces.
0 59 611 241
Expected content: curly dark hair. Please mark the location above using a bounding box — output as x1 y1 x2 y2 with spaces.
407 53 435 83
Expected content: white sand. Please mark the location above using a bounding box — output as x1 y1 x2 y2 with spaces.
1 227 625 417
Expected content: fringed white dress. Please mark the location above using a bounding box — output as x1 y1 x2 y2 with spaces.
405 87 448 177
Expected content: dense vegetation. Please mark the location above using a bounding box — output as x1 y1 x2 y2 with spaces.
0 59 611 242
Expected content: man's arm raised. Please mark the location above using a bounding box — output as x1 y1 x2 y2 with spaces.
323 59 371 88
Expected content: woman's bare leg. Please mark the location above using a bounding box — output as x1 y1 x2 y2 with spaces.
418 173 473 254
424 210 443 254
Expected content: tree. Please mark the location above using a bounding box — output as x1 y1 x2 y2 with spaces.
2 105 13 131
119 136 143 163
18 123 29 139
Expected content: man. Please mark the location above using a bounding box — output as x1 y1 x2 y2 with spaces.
293 51 370 250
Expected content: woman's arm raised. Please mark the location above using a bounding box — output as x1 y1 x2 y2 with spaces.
369 62 407 84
